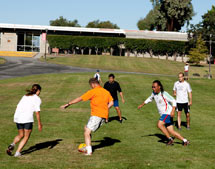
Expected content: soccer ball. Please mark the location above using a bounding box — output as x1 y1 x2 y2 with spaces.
78 143 87 153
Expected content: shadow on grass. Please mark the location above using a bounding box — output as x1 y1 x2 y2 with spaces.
21 139 63 155
190 64 204 67
92 137 121 152
108 116 127 123
142 134 182 145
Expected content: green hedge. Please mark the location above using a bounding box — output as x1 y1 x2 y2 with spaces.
47 35 187 55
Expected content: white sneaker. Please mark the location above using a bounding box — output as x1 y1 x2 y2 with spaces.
14 152 21 157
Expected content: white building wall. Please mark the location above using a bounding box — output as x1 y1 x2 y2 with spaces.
0 33 17 51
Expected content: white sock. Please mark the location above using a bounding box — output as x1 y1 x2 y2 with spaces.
11 143 15 146
183 139 187 142
86 146 92 154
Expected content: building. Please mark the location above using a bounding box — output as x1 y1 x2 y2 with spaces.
0 23 188 56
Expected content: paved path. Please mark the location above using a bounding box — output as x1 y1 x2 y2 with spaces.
0 56 175 80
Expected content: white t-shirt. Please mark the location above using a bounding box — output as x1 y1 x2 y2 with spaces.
94 73 101 81
184 65 189 72
173 81 192 103
14 94 41 123
144 91 176 116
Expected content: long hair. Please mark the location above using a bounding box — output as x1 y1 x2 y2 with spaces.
153 80 164 93
26 84 41 96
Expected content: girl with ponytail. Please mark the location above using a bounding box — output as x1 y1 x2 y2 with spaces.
7 84 43 157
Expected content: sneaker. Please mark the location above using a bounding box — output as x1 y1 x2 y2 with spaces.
14 152 22 157
119 119 123 123
187 127 190 130
183 141 190 146
85 152 92 156
178 127 182 131
167 138 174 146
6 144 14 156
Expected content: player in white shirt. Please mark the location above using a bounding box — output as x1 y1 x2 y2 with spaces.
184 63 189 80
173 72 192 130
138 80 189 146
7 84 42 157
94 70 102 84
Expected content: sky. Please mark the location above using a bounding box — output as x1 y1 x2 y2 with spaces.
0 0 214 31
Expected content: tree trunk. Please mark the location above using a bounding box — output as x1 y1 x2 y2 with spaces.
89 48 92 55
182 53 184 62
127 50 130 57
135 50 137 57
95 48 98 55
81 48 84 55
173 52 177 61
119 48 122 56
110 47 114 56
149 49 153 58
166 53 168 60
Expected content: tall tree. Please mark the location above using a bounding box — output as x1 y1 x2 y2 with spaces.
137 10 156 30
187 35 208 65
188 5 215 56
50 16 80 27
86 20 120 29
138 0 194 31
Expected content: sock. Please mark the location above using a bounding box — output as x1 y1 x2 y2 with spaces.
86 146 92 154
183 139 187 142
168 137 173 140
11 143 15 146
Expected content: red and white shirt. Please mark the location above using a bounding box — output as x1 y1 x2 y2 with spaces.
144 91 176 116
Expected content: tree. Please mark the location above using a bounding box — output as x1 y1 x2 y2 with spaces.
188 5 215 56
86 20 120 29
138 0 194 31
50 16 80 27
187 35 208 65
137 10 156 30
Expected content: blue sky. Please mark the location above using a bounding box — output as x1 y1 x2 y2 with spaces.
0 0 214 31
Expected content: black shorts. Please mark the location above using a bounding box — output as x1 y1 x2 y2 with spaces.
16 123 33 130
177 103 190 114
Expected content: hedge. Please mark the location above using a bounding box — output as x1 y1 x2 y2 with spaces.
47 35 188 56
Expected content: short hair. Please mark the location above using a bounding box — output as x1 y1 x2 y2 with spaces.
96 69 100 72
178 72 184 77
153 80 164 93
108 73 115 78
89 78 99 84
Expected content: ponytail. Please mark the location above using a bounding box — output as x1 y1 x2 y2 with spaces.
26 84 41 96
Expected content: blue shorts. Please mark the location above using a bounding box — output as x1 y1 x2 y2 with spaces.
114 100 119 107
159 114 173 126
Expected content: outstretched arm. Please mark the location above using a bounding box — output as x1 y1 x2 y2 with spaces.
138 93 154 109
60 97 83 109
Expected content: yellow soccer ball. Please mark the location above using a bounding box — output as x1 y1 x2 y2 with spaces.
78 143 86 153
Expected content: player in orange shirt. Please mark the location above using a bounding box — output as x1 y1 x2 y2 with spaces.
60 78 113 155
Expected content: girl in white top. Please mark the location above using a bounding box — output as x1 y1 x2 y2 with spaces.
7 84 42 157
138 80 189 146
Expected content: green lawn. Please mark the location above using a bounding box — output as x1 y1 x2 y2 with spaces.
0 73 215 169
41 55 215 78
0 58 5 64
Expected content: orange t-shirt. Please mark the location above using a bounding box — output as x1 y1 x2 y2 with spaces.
81 86 113 119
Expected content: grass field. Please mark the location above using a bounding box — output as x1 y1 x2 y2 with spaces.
41 55 215 78
0 73 215 169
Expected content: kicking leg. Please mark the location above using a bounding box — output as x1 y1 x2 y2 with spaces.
84 126 92 155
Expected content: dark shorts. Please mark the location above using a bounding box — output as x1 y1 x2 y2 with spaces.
114 100 119 107
16 123 33 130
159 114 173 126
177 103 190 114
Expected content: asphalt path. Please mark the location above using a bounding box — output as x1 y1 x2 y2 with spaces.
0 56 175 80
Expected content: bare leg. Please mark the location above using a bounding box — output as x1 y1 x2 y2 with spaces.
115 107 122 120
177 111 182 129
84 126 92 147
186 113 190 128
167 125 184 141
157 121 171 139
16 129 32 153
13 129 24 144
